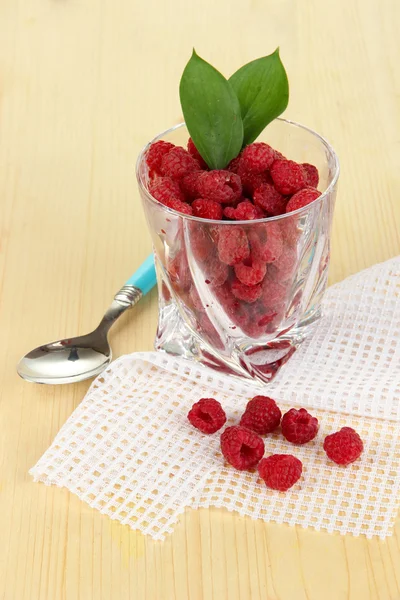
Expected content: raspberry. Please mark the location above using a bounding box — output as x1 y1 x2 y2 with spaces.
249 222 283 263
189 285 205 311
188 225 215 262
270 159 307 195
220 426 265 470
279 217 300 247
253 184 287 217
231 278 262 303
223 201 258 221
192 199 223 220
236 302 279 338
268 246 297 281
238 167 272 196
240 142 275 173
234 255 267 286
161 147 200 180
217 226 250 265
281 408 319 444
203 256 229 287
167 250 191 292
214 282 248 324
261 279 287 309
214 284 254 334
187 398 227 434
149 176 185 205
302 163 319 188
254 205 266 218
256 308 278 327
161 281 171 302
181 171 203 200
168 199 193 215
258 455 302 491
197 314 224 350
146 141 176 176
323 427 364 465
286 187 321 213
227 155 242 173
187 138 208 170
239 396 282 435
274 150 286 160
197 170 242 204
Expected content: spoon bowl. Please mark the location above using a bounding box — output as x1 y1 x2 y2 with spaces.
17 255 157 385
17 330 112 384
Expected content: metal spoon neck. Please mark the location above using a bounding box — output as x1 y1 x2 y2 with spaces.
97 284 143 334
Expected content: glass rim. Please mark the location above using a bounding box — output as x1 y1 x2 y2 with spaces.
136 118 340 225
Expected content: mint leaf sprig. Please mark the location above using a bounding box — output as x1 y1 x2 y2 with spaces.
179 49 289 170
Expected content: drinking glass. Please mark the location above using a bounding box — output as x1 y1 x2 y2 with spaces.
136 119 339 383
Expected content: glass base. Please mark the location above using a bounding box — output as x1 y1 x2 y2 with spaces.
155 288 321 384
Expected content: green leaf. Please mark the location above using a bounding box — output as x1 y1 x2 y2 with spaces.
179 50 243 170
229 48 289 146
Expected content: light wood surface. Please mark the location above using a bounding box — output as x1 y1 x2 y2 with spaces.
1 0 400 598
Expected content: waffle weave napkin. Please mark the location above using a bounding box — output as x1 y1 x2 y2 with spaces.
30 257 400 540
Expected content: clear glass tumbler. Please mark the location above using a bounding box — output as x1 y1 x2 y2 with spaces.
136 119 339 383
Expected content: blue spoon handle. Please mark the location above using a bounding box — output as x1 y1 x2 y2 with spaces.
125 254 157 296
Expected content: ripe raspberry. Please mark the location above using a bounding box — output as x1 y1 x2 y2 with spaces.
279 217 300 247
249 222 283 263
238 167 272 196
168 199 193 215
217 226 250 265
286 187 321 213
240 143 275 173
197 313 224 350
203 256 229 287
281 408 319 444
146 140 176 176
197 170 242 204
323 427 364 465
189 285 205 312
253 183 287 217
214 282 248 325
261 279 287 309
192 199 223 220
234 255 267 286
161 147 200 180
220 426 265 470
270 159 307 195
161 281 171 302
227 155 242 173
254 205 266 218
302 163 319 188
268 246 297 281
274 150 286 160
189 225 214 262
240 320 266 339
258 455 302 491
187 398 227 434
240 396 282 435
231 278 262 303
256 308 278 327
237 303 278 338
167 250 191 291
187 138 208 169
223 201 258 221
181 171 203 200
149 176 185 205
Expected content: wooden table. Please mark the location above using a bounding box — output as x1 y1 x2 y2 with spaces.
1 0 399 598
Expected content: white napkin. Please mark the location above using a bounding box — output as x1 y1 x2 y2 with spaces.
31 257 400 540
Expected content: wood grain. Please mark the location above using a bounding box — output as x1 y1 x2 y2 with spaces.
0 0 399 598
